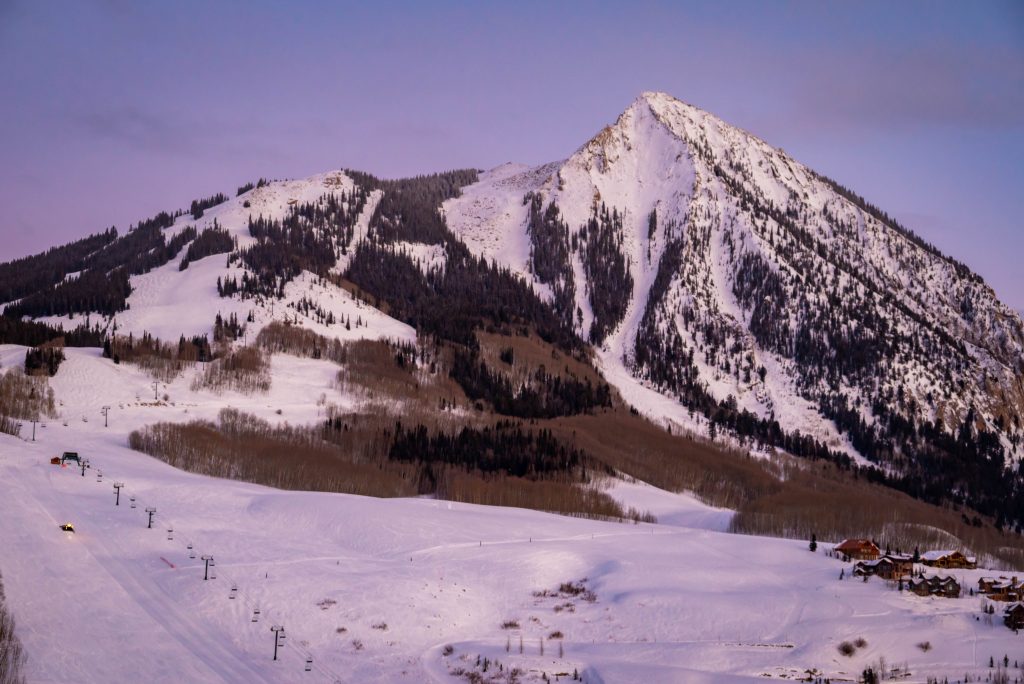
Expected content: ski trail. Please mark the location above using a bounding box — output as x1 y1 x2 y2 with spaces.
20 459 276 684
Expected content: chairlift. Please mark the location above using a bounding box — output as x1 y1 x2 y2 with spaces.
188 543 196 559
208 560 216 580
96 470 103 481
304 657 313 672
130 496 136 509
167 528 174 541
252 608 261 623
229 583 237 599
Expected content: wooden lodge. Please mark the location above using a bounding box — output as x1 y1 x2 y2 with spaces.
854 554 914 581
920 550 977 569
979 577 1021 602
908 575 961 598
835 539 881 561
885 553 914 577
1005 603 1024 630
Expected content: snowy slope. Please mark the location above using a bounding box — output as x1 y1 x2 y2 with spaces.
1 351 1021 683
34 172 409 347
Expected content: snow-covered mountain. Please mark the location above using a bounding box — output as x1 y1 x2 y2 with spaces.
446 91 1024 486
3 92 1023 523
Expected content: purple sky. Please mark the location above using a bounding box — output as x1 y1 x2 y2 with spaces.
2 1 1022 310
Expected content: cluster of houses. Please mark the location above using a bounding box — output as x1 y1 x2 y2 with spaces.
834 540 977 569
978 576 1022 602
834 540 976 599
834 539 1024 632
975 577 1024 630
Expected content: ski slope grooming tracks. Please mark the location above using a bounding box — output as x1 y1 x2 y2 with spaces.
0 451 233 683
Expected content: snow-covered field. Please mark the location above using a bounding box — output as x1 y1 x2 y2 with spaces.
2 349 1023 683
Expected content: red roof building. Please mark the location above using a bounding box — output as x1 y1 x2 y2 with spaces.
835 539 881 561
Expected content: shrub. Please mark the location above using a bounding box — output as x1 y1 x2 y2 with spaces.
838 641 856 656
0 367 56 435
500 620 520 630
191 345 270 394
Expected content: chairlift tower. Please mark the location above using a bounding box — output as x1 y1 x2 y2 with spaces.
270 625 286 661
145 507 157 529
200 555 215 580
113 482 125 506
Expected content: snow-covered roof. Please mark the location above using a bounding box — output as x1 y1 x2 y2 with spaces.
884 553 913 562
921 550 959 561
855 559 883 568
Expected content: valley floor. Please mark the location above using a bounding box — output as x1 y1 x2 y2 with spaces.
3 425 1023 684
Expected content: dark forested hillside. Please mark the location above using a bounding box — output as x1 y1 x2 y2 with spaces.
223 189 368 299
0 228 117 305
180 223 235 270
2 211 193 318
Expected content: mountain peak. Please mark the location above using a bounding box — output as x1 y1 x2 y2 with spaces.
635 90 693 111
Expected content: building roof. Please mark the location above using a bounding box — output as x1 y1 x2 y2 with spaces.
921 550 961 561
855 559 887 568
836 539 879 553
